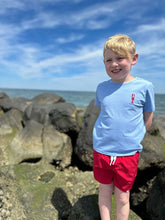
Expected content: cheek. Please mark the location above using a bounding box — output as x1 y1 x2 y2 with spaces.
105 63 111 70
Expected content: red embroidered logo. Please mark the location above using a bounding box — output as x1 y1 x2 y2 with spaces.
131 94 135 104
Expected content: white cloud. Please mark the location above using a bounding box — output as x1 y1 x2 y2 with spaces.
0 0 25 14
136 18 165 33
4 0 136 31
51 70 107 91
33 44 103 77
132 18 165 58
21 12 62 30
137 38 165 56
56 34 85 44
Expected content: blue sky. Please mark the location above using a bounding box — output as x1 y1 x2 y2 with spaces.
0 0 165 93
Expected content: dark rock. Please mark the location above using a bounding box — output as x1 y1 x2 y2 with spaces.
0 97 31 113
23 93 66 126
51 188 72 219
139 132 165 170
49 103 80 144
38 171 55 183
23 103 54 125
68 195 100 220
131 129 165 219
146 168 165 220
75 99 100 167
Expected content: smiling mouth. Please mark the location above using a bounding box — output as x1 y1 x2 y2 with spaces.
111 69 121 74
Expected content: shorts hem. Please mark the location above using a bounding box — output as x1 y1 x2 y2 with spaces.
94 175 113 185
94 176 132 192
114 183 132 193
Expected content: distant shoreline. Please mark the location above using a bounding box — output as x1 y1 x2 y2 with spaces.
0 88 165 115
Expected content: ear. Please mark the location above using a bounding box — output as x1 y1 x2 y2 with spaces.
131 53 138 65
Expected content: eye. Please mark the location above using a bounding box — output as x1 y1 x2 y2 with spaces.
106 59 112 62
117 57 124 61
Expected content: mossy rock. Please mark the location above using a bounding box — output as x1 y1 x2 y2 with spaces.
0 163 141 220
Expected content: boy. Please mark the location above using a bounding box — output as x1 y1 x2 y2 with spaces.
93 34 155 220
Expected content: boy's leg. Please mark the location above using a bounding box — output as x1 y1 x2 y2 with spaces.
98 183 114 220
114 186 130 220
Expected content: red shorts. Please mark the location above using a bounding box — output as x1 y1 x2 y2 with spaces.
93 150 139 192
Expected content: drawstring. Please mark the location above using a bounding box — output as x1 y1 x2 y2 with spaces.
110 156 117 166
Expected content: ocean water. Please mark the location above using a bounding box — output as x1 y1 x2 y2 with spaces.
0 88 95 108
0 88 164 115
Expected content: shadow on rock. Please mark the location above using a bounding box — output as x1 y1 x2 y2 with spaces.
51 188 100 220
68 194 100 220
51 188 72 220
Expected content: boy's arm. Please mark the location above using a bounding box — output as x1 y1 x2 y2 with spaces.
143 111 153 131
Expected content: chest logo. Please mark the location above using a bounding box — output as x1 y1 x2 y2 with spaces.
131 94 135 104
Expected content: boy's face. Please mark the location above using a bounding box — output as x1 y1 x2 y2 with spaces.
104 49 138 83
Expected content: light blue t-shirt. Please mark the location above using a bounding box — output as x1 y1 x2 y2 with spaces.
93 77 155 156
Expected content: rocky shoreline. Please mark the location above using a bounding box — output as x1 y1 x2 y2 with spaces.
0 92 164 220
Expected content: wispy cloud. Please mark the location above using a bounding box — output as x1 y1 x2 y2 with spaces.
0 0 165 93
0 0 25 14
133 18 165 57
2 0 140 31
56 34 85 44
136 18 165 33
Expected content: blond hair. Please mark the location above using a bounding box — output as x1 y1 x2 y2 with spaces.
103 34 136 59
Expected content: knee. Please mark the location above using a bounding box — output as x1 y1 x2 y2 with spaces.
115 189 130 207
116 193 129 206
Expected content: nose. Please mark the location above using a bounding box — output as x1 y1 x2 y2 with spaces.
111 60 118 66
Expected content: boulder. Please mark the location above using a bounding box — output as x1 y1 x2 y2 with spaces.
6 120 73 168
0 92 9 99
0 109 24 166
75 99 100 167
23 93 65 126
146 168 165 220
0 97 31 113
9 120 43 164
31 93 65 104
49 103 80 142
140 134 165 167
24 102 80 147
0 109 23 135
131 124 165 219
42 125 73 169
23 103 55 125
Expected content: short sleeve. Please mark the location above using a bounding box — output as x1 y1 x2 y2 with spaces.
95 85 101 107
144 83 155 112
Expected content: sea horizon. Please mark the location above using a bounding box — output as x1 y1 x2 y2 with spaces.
0 87 165 115
0 86 165 94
